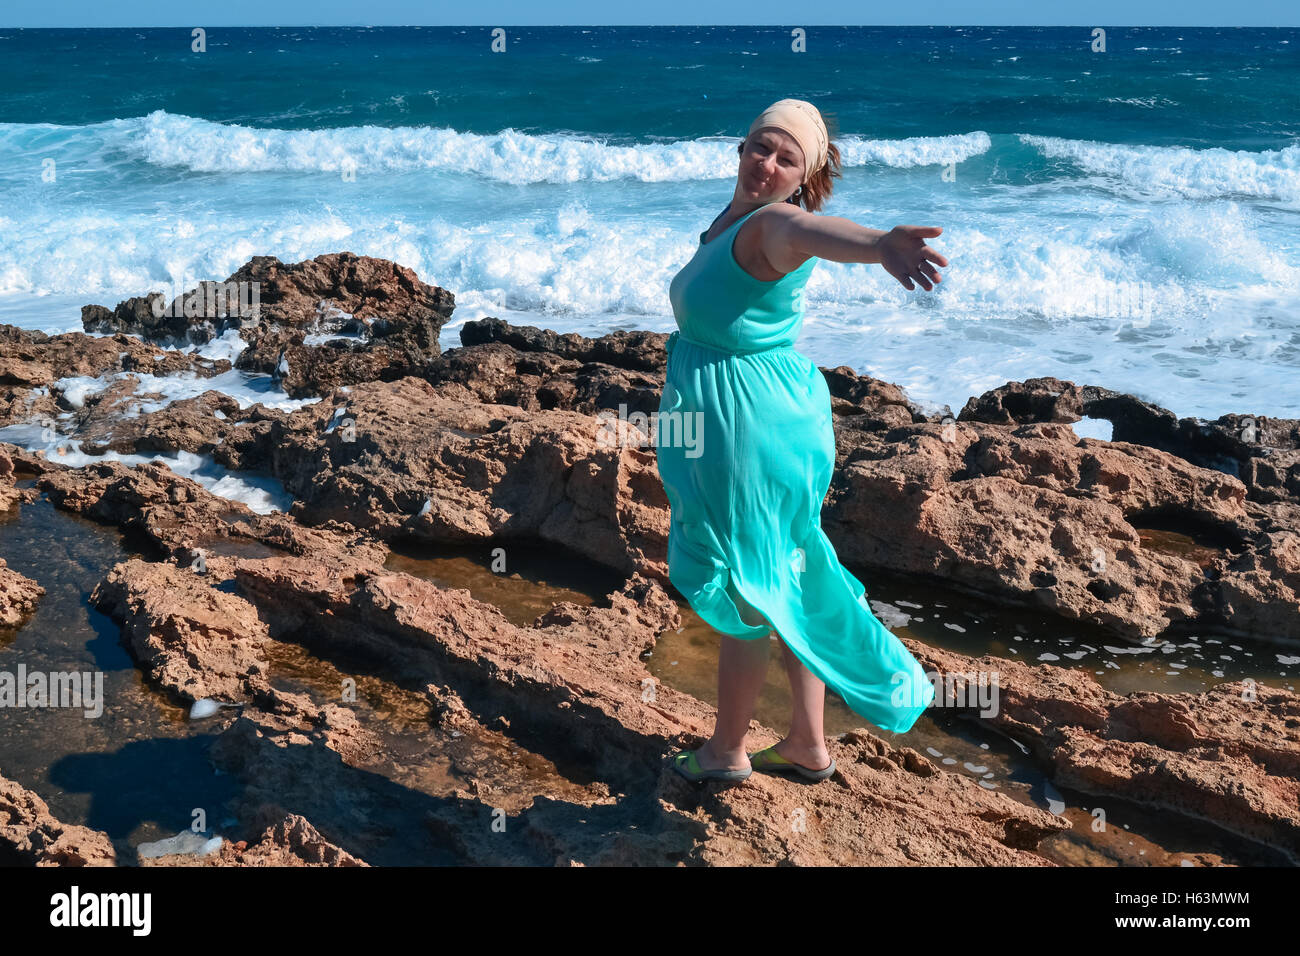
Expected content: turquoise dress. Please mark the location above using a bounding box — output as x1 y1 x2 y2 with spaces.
656 201 934 735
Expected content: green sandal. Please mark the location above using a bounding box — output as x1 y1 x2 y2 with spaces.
670 749 752 783
748 745 836 782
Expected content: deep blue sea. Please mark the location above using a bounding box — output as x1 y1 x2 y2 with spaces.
1 25 1297 419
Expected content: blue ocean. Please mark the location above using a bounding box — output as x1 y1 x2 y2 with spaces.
0 25 1297 419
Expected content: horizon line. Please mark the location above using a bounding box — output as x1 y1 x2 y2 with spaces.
3 23 1298 29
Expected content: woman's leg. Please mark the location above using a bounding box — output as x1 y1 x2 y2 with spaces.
695 577 771 771
774 638 832 771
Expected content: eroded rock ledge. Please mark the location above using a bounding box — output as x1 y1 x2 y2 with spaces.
80 252 455 398
9 460 1071 865
0 447 44 626
0 770 117 866
19 360 1295 643
0 252 1296 865
0 765 363 867
17 253 1296 644
911 643 1300 863
5 459 1294 865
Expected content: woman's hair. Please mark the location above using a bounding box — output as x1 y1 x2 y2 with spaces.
737 110 842 213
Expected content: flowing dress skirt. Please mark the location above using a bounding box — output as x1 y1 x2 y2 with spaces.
656 331 934 734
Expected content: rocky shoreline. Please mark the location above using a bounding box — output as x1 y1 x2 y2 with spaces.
1 252 1296 866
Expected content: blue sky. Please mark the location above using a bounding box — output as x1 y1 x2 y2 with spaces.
3 1 1297 28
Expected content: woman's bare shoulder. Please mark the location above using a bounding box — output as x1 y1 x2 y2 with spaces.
751 202 823 247
758 202 812 222
737 203 819 276
754 203 820 237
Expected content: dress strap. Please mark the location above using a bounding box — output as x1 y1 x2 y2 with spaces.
704 204 730 235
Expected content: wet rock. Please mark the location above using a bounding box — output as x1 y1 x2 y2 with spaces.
910 641 1300 864
73 390 252 458
31 459 386 771
0 325 227 386
225 252 453 334
231 557 686 794
237 326 442 399
0 325 230 429
0 769 117 865
959 377 1086 426
963 378 1300 505
825 414 1298 641
0 441 65 477
0 557 44 628
90 557 274 705
1211 531 1300 639
0 446 40 513
50 375 167 440
1082 386 1300 476
37 458 386 566
82 293 192 342
80 254 456 398
72 391 294 475
86 555 380 775
213 377 668 577
144 812 368 867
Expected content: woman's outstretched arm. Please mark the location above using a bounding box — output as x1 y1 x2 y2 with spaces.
769 210 949 291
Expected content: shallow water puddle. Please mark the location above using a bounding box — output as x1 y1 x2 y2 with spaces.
193 535 289 560
1134 525 1225 571
0 492 240 863
860 565 1296 696
260 633 602 814
383 537 626 627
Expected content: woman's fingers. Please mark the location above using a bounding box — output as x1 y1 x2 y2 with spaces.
900 225 943 239
921 245 950 268
889 258 930 290
884 228 947 290
905 257 933 291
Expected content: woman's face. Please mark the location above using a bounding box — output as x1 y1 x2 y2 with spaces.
738 128 806 202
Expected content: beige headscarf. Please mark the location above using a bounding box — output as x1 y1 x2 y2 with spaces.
746 99 828 184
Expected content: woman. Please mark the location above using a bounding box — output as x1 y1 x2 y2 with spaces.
658 98 949 784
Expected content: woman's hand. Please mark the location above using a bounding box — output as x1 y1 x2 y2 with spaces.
877 225 948 291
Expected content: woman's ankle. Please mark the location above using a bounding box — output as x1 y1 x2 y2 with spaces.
704 736 748 761
780 732 828 753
